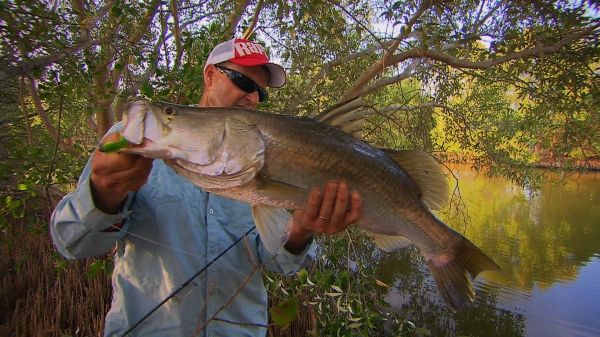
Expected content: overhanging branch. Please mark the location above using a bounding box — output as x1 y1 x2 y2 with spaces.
411 24 599 70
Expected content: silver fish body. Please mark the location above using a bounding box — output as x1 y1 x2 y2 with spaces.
120 100 500 310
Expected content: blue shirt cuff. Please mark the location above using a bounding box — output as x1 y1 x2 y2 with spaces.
74 176 133 231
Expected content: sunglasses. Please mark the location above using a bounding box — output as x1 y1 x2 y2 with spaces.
215 65 268 102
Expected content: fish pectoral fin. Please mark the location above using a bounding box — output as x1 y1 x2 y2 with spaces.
365 230 413 251
255 177 308 206
382 149 449 210
170 162 259 189
251 205 291 254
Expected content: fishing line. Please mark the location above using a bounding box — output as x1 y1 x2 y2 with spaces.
119 225 256 337
110 224 205 258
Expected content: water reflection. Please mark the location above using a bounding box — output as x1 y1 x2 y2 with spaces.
378 165 600 337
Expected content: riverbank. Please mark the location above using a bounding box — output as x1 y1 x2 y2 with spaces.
442 153 600 171
534 156 600 171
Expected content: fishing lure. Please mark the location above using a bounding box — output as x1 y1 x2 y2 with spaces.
99 135 129 153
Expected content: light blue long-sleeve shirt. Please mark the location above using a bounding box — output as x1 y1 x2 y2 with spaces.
50 156 317 337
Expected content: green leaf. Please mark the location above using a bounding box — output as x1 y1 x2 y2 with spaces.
141 82 154 98
111 5 123 18
297 268 308 284
269 296 299 327
86 260 108 278
348 322 363 329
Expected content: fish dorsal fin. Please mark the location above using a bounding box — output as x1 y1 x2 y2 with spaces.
251 205 291 254
365 230 414 252
313 97 370 139
383 149 449 210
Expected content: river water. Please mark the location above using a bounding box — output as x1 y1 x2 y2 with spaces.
377 165 600 337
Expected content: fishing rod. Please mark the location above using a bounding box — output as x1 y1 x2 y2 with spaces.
119 225 257 337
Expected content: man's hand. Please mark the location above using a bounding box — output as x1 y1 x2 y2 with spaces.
91 133 153 214
285 181 362 254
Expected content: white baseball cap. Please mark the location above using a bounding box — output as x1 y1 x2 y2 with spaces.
204 38 287 88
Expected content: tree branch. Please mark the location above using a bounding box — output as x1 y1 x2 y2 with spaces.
114 12 171 120
26 76 76 155
380 101 450 113
282 40 396 114
18 76 33 144
339 0 436 102
94 0 162 136
0 1 114 81
0 38 99 81
326 0 385 48
170 0 184 68
127 0 162 44
353 58 422 98
408 24 599 70
242 0 263 39
227 0 251 37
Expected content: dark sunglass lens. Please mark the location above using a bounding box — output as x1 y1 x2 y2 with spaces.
257 88 268 102
232 74 256 93
218 66 268 102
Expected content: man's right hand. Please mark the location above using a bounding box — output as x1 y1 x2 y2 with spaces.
91 133 154 214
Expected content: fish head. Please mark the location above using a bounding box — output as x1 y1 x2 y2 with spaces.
120 100 228 165
119 101 265 186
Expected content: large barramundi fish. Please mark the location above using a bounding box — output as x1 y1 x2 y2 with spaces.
117 100 500 311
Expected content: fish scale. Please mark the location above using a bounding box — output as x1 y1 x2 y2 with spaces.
257 114 425 236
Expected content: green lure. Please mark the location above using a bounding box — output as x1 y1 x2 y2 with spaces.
99 135 129 153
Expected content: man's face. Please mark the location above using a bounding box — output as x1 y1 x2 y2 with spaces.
203 63 270 109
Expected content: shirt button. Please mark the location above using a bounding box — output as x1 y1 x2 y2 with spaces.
208 208 214 215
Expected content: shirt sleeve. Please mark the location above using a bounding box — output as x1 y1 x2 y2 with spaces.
49 124 134 259
257 233 318 276
49 158 134 259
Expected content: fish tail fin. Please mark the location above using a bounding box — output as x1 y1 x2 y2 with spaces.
426 238 500 311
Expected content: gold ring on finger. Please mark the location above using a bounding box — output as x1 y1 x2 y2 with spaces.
318 215 330 221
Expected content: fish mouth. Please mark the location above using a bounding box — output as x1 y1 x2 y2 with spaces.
121 138 174 160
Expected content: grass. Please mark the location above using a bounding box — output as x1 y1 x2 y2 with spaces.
1 217 111 337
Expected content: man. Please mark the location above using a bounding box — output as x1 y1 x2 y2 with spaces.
50 38 362 337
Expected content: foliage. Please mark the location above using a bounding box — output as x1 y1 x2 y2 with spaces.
266 229 418 336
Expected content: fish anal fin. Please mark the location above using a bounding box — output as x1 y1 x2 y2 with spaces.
365 230 413 251
251 205 291 254
383 149 449 210
426 238 501 311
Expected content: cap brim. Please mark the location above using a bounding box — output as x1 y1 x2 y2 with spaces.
230 59 287 88
264 63 286 88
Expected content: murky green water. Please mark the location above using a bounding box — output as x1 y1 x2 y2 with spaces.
377 165 600 337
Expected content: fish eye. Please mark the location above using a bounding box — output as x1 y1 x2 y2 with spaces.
165 107 176 116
